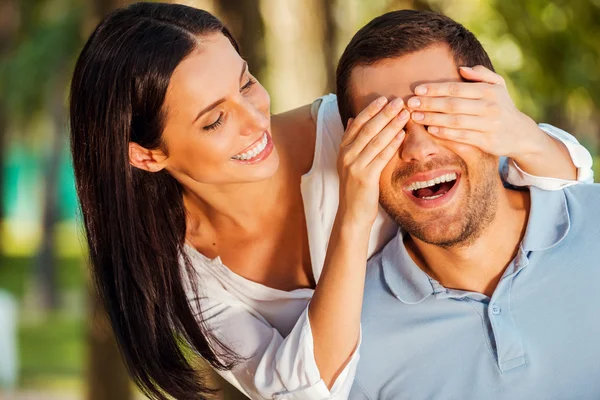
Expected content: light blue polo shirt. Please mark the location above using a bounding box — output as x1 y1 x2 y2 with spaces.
351 185 600 400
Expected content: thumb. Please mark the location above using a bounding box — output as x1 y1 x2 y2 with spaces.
459 65 506 86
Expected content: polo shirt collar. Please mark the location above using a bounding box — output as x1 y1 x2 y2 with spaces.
381 231 434 304
521 187 570 252
381 187 571 304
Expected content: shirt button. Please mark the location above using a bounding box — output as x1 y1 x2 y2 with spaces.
491 305 501 315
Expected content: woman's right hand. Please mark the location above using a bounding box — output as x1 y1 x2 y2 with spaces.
337 96 410 228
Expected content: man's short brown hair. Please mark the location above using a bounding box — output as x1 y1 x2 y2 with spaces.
336 9 494 128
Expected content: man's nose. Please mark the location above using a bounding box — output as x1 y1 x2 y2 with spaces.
399 120 441 163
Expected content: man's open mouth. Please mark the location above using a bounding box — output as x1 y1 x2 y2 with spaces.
404 172 458 200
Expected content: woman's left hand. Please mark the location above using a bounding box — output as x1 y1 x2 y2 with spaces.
406 65 546 160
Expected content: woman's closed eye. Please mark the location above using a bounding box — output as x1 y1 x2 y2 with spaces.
241 76 256 93
203 76 256 131
203 112 224 131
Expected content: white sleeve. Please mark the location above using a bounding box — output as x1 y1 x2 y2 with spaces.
197 294 360 400
501 123 594 190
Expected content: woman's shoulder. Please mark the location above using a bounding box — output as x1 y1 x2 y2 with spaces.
271 103 316 175
272 94 342 176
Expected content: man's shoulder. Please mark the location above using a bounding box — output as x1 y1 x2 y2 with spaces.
563 182 600 197
364 251 386 298
562 183 600 217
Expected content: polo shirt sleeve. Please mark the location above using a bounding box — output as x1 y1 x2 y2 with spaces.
197 293 361 400
501 123 594 189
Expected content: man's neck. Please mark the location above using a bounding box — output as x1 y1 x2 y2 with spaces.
405 188 531 297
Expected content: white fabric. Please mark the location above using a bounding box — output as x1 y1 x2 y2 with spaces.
185 94 593 399
503 123 595 188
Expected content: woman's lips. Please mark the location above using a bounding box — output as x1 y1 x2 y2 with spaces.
231 131 274 165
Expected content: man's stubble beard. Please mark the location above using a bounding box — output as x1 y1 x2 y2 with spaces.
379 155 500 249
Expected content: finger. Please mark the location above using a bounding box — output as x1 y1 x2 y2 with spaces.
426 126 487 149
366 130 405 172
348 98 406 152
353 111 408 168
459 65 506 87
341 96 388 147
414 82 487 99
407 96 486 116
411 111 486 131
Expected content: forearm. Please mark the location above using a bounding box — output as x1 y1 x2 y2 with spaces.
308 210 371 389
510 116 577 180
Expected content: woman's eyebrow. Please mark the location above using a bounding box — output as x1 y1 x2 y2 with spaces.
192 61 248 124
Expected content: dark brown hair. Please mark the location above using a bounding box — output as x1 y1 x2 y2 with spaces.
70 3 239 399
336 9 494 127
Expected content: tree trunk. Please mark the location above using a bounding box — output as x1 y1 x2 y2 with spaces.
87 296 132 400
34 77 64 311
0 0 18 220
216 0 267 84
259 0 330 113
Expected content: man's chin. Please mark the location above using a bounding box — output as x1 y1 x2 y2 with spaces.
403 218 473 248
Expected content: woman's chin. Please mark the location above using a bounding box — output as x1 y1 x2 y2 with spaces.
233 147 280 183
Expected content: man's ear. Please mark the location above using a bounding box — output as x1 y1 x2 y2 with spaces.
128 142 168 172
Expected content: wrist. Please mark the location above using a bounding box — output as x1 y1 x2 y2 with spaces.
334 206 375 235
508 113 548 163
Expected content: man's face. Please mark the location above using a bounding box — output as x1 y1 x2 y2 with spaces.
350 44 502 247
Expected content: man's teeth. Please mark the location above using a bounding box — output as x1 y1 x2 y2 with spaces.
232 133 268 160
421 193 445 200
405 172 457 191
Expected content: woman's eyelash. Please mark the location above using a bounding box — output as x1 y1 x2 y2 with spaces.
203 113 224 131
202 78 254 131
241 77 256 92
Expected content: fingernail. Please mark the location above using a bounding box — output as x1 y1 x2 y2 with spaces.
415 86 427 95
395 130 406 140
376 96 388 106
460 66 472 71
399 109 410 120
390 98 404 110
428 126 439 134
412 111 424 121
407 97 420 108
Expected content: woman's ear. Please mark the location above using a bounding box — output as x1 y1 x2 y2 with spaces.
129 142 168 172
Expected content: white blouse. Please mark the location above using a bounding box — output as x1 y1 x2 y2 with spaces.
184 94 594 400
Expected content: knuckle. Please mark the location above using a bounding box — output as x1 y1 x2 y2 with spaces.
341 154 353 167
361 126 374 138
448 83 461 96
370 137 383 148
455 130 468 140
348 164 360 177
451 114 463 128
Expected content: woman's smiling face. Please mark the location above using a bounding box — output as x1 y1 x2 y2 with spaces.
158 33 279 186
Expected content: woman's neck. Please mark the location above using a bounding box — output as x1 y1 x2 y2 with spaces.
182 171 289 237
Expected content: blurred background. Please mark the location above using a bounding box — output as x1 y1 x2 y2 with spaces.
0 0 598 399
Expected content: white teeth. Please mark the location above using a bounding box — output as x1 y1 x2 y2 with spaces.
232 133 268 160
405 172 458 191
421 193 444 200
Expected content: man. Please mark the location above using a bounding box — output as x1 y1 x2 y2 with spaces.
335 10 600 400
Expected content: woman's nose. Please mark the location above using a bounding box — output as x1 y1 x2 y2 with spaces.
239 100 269 137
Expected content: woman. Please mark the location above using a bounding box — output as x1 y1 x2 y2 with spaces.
70 3 593 400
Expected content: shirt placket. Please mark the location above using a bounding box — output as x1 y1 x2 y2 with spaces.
488 254 528 373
